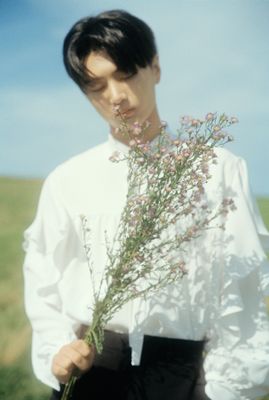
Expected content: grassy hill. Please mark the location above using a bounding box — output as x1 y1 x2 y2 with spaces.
0 177 50 399
0 176 268 400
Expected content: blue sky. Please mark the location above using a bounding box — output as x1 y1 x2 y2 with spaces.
1 0 269 195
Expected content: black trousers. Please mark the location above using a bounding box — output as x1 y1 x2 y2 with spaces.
50 332 210 400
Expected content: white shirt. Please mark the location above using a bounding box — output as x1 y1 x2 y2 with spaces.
23 133 269 399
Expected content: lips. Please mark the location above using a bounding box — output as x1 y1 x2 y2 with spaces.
121 108 135 117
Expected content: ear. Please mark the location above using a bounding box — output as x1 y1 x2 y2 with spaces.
151 55 161 83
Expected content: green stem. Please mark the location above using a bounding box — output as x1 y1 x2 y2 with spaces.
60 376 77 400
60 325 103 400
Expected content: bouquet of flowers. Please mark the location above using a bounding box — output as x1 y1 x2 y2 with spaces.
61 112 237 400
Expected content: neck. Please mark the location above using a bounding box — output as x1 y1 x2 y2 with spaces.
110 107 162 146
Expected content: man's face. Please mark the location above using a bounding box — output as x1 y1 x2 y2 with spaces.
84 51 160 131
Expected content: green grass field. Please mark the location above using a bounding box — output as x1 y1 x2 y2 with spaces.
0 177 50 399
0 176 268 400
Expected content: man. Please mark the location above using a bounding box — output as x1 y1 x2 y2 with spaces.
23 9 269 400
54 8 162 391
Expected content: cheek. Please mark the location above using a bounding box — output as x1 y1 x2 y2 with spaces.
139 85 156 111
134 79 155 103
90 97 109 115
89 96 118 126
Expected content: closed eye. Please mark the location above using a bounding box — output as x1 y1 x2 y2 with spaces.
116 71 136 81
87 80 106 93
87 71 136 93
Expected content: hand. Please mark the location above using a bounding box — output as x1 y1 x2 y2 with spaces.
51 339 95 384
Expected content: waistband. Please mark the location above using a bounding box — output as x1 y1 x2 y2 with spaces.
93 330 206 371
140 335 205 366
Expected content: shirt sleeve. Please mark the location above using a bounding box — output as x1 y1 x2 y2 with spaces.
23 172 78 391
204 156 269 400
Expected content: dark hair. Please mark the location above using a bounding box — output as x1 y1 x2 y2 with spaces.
63 9 157 93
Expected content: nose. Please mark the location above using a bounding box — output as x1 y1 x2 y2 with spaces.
108 80 127 107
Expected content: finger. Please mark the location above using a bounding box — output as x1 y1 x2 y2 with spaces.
51 361 72 384
53 352 75 373
60 345 91 371
70 340 93 358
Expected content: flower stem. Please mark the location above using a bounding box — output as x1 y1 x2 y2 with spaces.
61 376 77 400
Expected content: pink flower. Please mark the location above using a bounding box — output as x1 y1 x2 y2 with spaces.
137 157 145 165
230 117 239 124
169 165 176 172
212 132 224 141
205 112 214 121
148 208 157 218
213 125 221 132
160 120 167 128
191 119 200 127
132 121 143 136
129 139 137 147
178 261 187 274
136 255 144 262
112 104 121 116
201 163 209 174
182 149 191 157
142 144 150 153
109 151 120 162
181 115 192 125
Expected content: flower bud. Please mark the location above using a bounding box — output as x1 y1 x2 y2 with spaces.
230 116 239 124
205 112 214 121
